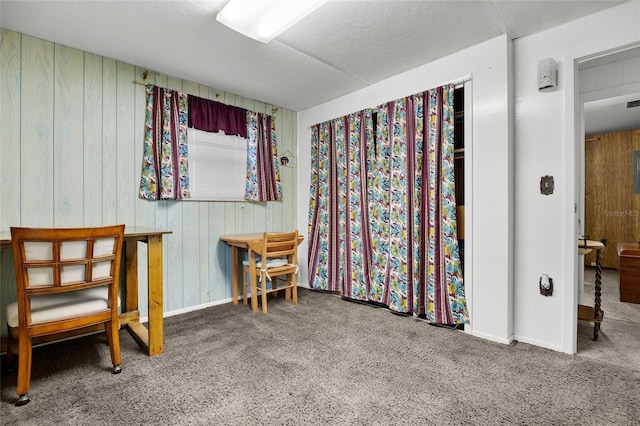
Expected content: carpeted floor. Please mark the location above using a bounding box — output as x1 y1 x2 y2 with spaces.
1 269 639 425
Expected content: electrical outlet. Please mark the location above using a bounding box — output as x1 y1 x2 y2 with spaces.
540 274 553 296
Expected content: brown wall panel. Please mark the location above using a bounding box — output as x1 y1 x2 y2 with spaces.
585 128 640 268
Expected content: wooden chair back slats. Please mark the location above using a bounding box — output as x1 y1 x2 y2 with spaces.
243 230 299 314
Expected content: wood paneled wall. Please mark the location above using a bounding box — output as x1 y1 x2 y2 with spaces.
584 128 640 268
0 29 298 338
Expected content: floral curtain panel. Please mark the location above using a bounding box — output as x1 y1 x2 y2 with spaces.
139 85 190 200
246 111 283 202
308 110 374 299
308 84 468 324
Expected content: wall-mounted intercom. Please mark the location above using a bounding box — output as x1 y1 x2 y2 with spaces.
537 58 557 90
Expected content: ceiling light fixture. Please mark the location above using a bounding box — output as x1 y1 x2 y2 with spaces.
216 0 328 43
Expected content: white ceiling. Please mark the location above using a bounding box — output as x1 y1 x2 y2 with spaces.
585 92 640 135
0 0 631 114
580 45 640 135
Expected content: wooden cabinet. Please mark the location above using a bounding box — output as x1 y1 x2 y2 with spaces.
618 242 640 303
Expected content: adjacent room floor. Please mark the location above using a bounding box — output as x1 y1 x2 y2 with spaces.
578 266 640 370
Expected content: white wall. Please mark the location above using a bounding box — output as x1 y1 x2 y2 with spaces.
297 35 514 345
513 2 640 353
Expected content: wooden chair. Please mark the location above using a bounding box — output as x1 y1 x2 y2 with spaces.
6 225 125 406
242 230 299 314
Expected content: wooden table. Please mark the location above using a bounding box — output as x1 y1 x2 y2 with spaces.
578 239 605 340
220 233 303 312
1 226 171 357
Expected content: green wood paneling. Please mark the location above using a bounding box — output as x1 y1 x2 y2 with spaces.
84 52 104 226
102 57 118 224
21 35 54 227
0 29 22 338
116 61 136 226
1 29 21 229
54 44 84 227
0 29 298 340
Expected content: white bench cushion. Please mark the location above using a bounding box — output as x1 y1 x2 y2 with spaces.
6 286 120 328
242 258 288 268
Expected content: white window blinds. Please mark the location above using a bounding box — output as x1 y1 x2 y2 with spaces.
187 128 247 201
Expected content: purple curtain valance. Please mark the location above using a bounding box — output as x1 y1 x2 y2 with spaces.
187 95 248 138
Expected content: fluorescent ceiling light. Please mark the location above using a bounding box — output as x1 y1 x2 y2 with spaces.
216 0 328 43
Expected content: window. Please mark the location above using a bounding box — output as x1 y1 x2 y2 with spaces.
187 128 247 201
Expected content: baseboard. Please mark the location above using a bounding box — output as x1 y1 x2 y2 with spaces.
513 334 563 353
470 329 515 346
161 296 237 320
161 286 307 319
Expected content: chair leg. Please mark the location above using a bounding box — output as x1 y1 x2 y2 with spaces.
292 275 298 305
105 320 122 374
261 279 269 315
15 333 32 406
243 270 249 305
284 278 291 301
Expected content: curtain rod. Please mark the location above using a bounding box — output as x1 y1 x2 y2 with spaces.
449 74 472 88
133 78 227 101
133 71 222 99
132 71 278 115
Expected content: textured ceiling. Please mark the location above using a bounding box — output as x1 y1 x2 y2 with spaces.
0 0 630 112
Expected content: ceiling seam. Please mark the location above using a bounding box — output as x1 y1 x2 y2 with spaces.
485 1 513 38
273 38 373 86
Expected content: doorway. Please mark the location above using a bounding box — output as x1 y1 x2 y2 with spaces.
576 43 640 359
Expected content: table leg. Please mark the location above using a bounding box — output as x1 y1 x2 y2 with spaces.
231 246 239 305
124 236 164 357
124 239 139 313
250 251 259 312
147 235 164 356
123 239 149 353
